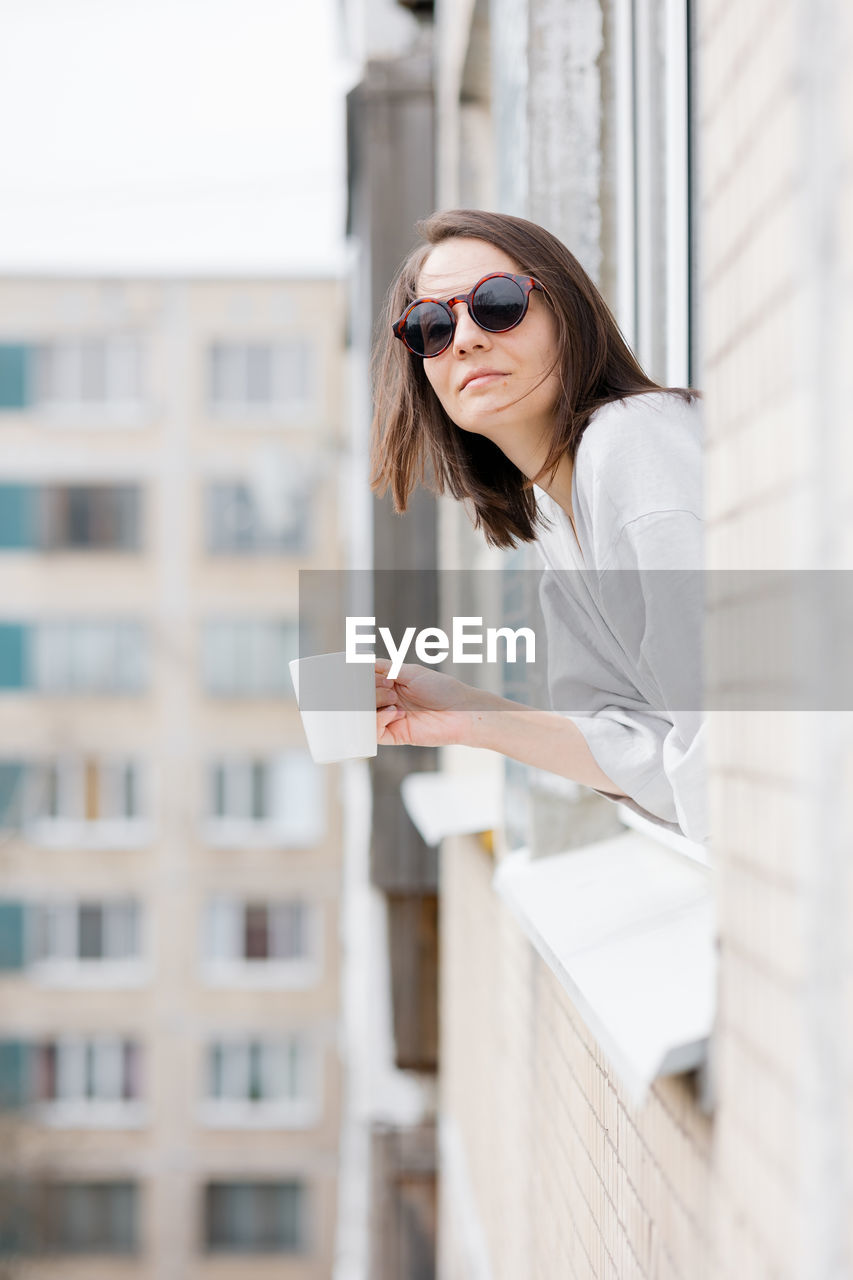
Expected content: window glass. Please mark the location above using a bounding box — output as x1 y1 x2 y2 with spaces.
46 1181 137 1253
204 1181 304 1252
205 480 310 553
207 340 312 410
0 484 37 548
244 905 269 960
0 623 28 689
0 344 31 409
32 622 147 694
202 621 297 696
33 338 144 408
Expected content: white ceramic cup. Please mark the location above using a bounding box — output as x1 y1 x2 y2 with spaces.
289 651 378 764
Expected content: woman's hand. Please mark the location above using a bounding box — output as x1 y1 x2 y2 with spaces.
375 658 628 796
375 659 488 748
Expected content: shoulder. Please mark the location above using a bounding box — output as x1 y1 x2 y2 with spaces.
573 391 703 544
577 390 702 472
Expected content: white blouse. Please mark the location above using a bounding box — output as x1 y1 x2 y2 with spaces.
534 390 708 844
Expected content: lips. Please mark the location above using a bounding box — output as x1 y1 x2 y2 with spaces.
459 369 509 392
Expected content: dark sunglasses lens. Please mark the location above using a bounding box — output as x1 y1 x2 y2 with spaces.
471 276 527 331
403 302 453 356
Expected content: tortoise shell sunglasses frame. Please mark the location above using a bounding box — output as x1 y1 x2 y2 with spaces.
392 271 550 358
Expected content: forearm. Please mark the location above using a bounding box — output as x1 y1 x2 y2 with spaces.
462 695 629 797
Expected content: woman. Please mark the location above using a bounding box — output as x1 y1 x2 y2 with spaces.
370 209 707 845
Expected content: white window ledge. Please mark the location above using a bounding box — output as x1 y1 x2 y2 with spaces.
198 1099 319 1129
400 771 502 846
202 820 322 850
29 960 150 989
34 1100 147 1129
492 831 716 1104
26 819 154 850
36 404 149 428
201 960 319 989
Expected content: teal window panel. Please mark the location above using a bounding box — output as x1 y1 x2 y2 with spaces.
0 1041 30 1109
0 624 28 689
0 901 26 970
0 345 31 410
0 485 36 549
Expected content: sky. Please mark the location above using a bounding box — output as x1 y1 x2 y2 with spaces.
0 0 347 274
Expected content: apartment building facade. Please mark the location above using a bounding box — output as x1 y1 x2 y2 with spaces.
0 274 347 1277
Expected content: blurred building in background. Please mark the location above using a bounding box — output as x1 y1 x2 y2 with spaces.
0 274 347 1274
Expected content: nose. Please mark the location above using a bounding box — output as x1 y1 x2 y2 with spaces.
450 301 489 354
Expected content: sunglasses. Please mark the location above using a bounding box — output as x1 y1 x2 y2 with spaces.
392 271 548 358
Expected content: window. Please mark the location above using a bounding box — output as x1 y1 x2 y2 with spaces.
201 620 297 696
36 1037 141 1105
203 898 315 987
204 1180 305 1253
0 343 31 409
31 620 148 693
0 623 28 689
205 480 311 554
1 339 145 414
205 751 323 846
16 756 147 843
40 484 141 551
615 0 691 384
32 899 141 964
41 1181 138 1254
0 1041 30 1108
0 484 37 548
202 1036 317 1126
0 901 26 969
208 340 312 413
32 337 144 410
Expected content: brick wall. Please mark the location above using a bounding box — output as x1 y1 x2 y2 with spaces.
439 833 714 1280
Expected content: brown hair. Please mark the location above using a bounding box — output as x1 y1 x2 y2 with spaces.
370 208 696 549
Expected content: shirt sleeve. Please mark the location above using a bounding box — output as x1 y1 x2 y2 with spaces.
546 509 708 844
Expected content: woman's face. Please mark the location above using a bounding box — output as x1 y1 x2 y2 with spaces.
416 237 562 454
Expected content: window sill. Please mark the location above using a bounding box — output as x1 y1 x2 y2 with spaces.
492 829 716 1103
400 770 502 846
26 820 153 850
198 1100 319 1129
202 820 323 850
29 960 150 988
201 960 319 989
34 1100 147 1128
34 404 149 427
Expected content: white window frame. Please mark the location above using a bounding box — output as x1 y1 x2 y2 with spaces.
203 751 324 848
36 1035 146 1128
199 1033 320 1129
201 619 298 697
32 620 148 694
24 756 151 849
32 336 146 426
207 339 314 421
204 477 312 555
29 898 148 988
201 897 320 989
615 0 691 385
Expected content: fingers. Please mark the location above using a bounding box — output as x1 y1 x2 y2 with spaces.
377 703 403 736
375 659 395 691
376 687 397 709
